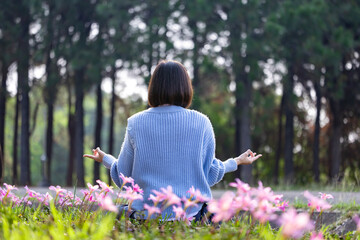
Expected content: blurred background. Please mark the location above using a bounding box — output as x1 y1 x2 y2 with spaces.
0 0 359 188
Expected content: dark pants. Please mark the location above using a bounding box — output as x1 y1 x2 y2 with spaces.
193 203 213 223
118 203 213 223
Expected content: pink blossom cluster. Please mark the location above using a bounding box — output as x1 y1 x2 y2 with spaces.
144 185 209 222
207 179 333 239
208 179 285 223
0 178 336 239
304 191 332 212
1 180 122 212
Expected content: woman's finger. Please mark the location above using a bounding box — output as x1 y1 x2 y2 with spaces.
252 154 262 161
83 154 96 160
246 149 254 157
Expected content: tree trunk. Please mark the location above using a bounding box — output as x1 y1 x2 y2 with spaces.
108 70 116 185
234 96 242 179
313 81 321 182
74 70 85 187
190 20 200 110
329 98 342 182
45 100 54 185
12 90 20 185
45 0 55 185
93 82 102 184
18 2 31 186
284 72 294 183
66 83 75 186
234 67 253 184
0 60 9 183
274 93 285 184
239 75 253 184
145 25 154 86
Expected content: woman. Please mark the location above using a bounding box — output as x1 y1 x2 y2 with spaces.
84 60 261 220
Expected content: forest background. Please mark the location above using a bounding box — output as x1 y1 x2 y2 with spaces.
0 0 359 188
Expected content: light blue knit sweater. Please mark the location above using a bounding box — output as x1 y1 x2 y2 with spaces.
102 105 238 218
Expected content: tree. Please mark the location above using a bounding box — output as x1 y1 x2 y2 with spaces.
267 0 323 183
42 0 61 185
66 0 96 187
178 0 220 110
17 0 31 186
0 0 18 184
221 0 272 184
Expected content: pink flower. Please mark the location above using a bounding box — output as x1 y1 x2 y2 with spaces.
310 232 324 240
276 200 289 212
144 204 161 218
353 215 360 232
318 192 334 200
87 183 99 192
22 197 32 206
233 194 256 212
304 191 331 211
38 192 53 205
172 205 186 219
24 186 39 198
253 181 279 204
73 196 82 206
229 179 251 195
95 192 105 201
81 189 90 198
272 194 284 204
120 186 143 202
3 183 17 192
148 193 163 205
279 208 314 239
88 194 96 202
187 186 209 202
182 197 198 210
96 180 114 193
98 196 118 213
49 185 66 196
119 174 134 186
251 199 277 224
208 191 235 222
159 186 181 207
132 184 144 194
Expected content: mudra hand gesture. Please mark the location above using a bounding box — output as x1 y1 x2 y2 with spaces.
235 149 262 165
83 147 105 163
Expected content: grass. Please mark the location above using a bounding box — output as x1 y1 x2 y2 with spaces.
291 200 360 212
1 203 359 240
1 181 360 239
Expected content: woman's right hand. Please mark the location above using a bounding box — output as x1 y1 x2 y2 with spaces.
83 147 105 163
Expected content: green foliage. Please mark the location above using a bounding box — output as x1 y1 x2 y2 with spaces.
0 203 358 239
1 0 360 187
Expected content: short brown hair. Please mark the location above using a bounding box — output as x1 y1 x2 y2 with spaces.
148 60 193 108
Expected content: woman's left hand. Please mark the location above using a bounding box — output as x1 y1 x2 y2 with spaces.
83 147 105 163
234 149 262 165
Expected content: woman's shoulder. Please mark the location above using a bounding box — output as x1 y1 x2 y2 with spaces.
127 107 212 126
187 109 211 122
184 109 214 130
127 108 150 124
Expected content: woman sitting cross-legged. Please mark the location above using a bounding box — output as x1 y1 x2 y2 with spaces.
83 60 261 221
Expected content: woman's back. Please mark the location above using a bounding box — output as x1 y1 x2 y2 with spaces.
127 105 222 218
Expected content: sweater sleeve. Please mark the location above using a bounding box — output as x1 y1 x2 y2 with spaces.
102 122 135 188
203 118 238 187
